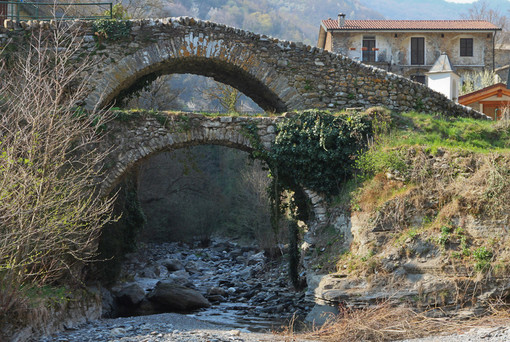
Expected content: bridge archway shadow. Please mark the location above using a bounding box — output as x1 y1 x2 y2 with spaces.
92 143 312 283
102 57 288 114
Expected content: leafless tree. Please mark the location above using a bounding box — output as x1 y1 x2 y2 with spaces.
460 69 499 95
125 75 183 110
203 82 242 113
0 21 115 285
115 0 170 19
240 161 274 248
462 0 509 47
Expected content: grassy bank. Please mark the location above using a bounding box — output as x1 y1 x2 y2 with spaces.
308 109 510 340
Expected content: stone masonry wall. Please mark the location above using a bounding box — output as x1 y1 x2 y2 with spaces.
0 17 487 118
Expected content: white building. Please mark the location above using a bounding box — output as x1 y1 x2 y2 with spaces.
426 53 460 102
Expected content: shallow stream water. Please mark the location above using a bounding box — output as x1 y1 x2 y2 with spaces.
107 240 309 333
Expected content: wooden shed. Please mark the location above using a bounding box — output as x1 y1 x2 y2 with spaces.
459 83 510 120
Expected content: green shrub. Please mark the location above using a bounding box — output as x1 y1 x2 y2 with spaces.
93 19 131 42
473 246 493 272
437 225 452 248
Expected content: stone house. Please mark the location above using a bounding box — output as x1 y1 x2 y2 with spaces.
317 15 501 85
495 44 510 83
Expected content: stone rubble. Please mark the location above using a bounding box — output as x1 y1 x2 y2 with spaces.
39 238 315 342
104 239 311 324
38 312 317 342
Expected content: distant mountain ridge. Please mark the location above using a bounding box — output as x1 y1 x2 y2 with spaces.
359 0 510 20
165 0 508 44
165 0 384 44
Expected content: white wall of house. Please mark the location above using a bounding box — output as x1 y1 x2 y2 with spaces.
328 31 492 78
427 72 460 101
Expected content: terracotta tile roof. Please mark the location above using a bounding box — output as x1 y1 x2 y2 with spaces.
322 19 501 31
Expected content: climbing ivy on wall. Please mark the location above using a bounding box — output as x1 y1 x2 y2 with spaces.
245 110 371 284
268 110 372 197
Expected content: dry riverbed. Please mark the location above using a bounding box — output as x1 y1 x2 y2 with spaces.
38 312 510 342
38 312 319 342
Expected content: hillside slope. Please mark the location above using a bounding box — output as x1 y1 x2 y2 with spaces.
164 0 383 44
360 0 510 20
306 110 510 333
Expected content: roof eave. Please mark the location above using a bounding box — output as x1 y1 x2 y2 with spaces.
326 28 501 32
458 84 510 103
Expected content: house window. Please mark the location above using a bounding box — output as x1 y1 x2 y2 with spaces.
411 75 426 84
362 36 376 62
411 37 425 65
460 38 473 57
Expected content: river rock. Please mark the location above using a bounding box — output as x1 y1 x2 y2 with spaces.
207 287 227 296
207 294 226 303
167 270 193 287
305 304 339 325
115 283 146 306
247 251 265 265
100 287 115 316
148 281 211 311
161 258 184 272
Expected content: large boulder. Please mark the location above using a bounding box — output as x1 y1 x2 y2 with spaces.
148 281 210 311
166 270 193 287
100 287 115 317
305 304 339 325
115 283 146 306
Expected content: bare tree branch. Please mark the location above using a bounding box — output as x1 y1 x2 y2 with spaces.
0 20 115 285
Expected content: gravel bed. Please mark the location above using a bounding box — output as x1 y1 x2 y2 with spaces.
400 325 510 342
39 313 318 342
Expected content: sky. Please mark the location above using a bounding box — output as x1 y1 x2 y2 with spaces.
446 0 509 2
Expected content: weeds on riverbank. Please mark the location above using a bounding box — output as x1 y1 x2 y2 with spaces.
294 301 510 342
0 16 115 341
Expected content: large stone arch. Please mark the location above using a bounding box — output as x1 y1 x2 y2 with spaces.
99 112 328 225
84 30 301 112
99 113 273 194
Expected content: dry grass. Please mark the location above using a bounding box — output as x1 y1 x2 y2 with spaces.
355 173 412 213
294 301 510 342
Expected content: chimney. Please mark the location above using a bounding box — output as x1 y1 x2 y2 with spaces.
338 13 346 27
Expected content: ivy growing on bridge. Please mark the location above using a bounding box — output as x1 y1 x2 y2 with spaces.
270 110 371 196
243 110 372 288
247 110 372 198
93 19 131 42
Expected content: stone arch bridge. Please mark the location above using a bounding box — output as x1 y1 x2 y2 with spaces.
1 17 484 116
101 112 277 194
1 16 487 217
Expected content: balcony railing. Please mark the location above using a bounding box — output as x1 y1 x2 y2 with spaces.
0 1 112 25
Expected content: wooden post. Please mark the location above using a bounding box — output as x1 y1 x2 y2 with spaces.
0 0 7 27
